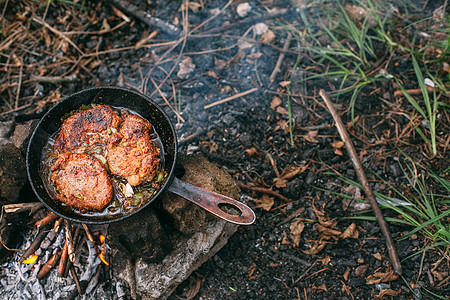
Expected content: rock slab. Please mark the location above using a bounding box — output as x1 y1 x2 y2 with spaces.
111 154 240 299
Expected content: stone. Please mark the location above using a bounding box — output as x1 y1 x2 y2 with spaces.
0 121 14 147
0 143 27 204
112 153 241 299
160 154 241 235
11 120 39 153
108 206 172 264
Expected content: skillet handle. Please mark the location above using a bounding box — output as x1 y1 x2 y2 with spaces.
167 177 256 225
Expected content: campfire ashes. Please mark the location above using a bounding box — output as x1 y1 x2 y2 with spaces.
0 119 242 299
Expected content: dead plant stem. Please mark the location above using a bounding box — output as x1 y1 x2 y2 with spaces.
204 88 258 109
236 181 291 203
319 89 402 275
270 32 291 83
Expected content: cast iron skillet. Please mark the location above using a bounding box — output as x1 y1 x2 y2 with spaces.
26 87 255 225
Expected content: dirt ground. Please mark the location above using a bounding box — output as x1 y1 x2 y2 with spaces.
1 0 449 299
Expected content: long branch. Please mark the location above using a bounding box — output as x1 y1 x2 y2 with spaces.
319 89 402 275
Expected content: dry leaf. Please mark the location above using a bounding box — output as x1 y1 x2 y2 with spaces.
281 231 290 245
374 289 401 299
254 194 274 211
443 62 449 73
340 223 359 239
100 18 111 32
199 141 218 153
319 256 331 265
236 2 251 17
178 57 195 79
312 201 337 228
273 165 307 188
276 106 288 115
316 224 342 240
331 141 345 149
432 270 448 281
366 268 399 284
372 253 382 261
245 147 259 156
60 40 69 54
254 23 268 35
220 85 232 94
247 52 263 59
270 96 282 110
355 264 369 277
303 130 319 143
214 57 227 70
302 241 327 255
246 263 257 280
346 115 360 128
342 198 351 211
238 38 254 50
180 1 203 12
334 149 343 156
289 221 305 247
261 29 276 44
279 81 291 87
274 120 289 133
343 267 351 281
273 177 287 188
206 71 220 79
279 165 308 180
312 283 327 292
270 262 281 267
342 282 352 296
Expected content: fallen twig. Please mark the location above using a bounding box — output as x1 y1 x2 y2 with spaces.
236 181 291 202
65 220 75 263
58 238 69 279
394 86 437 97
3 202 43 214
206 9 290 34
31 73 78 84
107 0 181 37
35 212 57 229
19 228 49 263
269 32 291 84
179 127 205 146
37 249 61 280
31 17 85 56
204 88 258 109
293 260 318 285
319 89 402 275
71 266 83 295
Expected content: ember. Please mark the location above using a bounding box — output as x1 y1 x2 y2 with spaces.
99 250 109 266
22 254 38 264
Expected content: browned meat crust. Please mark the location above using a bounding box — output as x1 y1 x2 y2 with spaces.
54 105 121 153
50 153 113 210
107 114 160 186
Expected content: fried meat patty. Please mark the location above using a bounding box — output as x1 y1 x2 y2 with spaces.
54 105 121 153
107 114 160 186
50 153 113 210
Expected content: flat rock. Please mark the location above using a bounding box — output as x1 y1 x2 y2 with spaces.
112 153 241 299
0 143 27 204
11 120 39 153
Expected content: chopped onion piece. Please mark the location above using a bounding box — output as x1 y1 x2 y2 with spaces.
93 154 107 165
123 183 134 198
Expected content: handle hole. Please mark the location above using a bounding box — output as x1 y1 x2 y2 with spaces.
218 203 242 216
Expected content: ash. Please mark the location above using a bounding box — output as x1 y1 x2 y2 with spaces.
0 225 130 299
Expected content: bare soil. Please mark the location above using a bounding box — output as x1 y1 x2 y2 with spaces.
1 0 449 299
